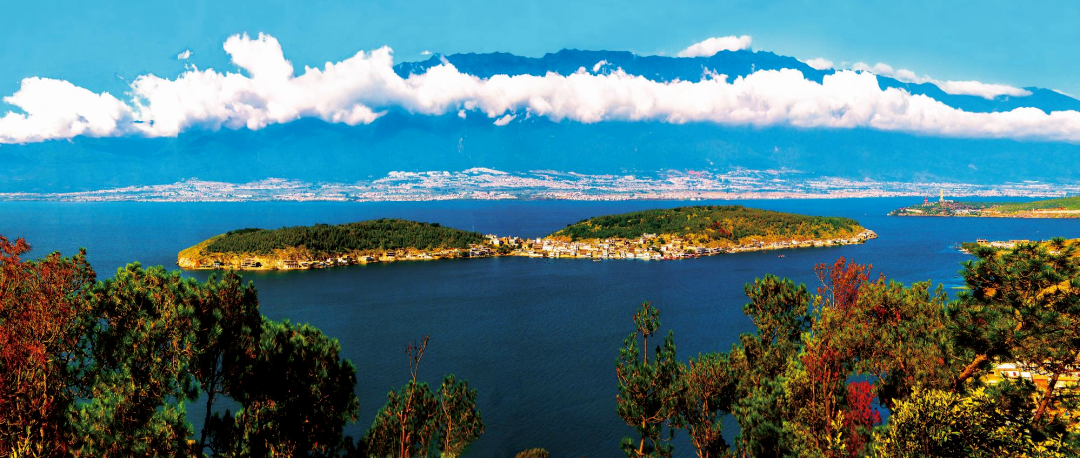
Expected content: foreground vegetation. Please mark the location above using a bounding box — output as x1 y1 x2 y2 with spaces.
0 236 483 458
551 205 866 245
6 232 1080 457
616 240 1080 457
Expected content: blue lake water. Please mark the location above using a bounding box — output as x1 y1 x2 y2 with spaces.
2 198 1079 457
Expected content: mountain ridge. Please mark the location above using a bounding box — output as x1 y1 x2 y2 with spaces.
2 48 1079 193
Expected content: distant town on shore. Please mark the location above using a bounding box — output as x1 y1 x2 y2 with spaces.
5 168 1079 202
178 206 877 271
890 194 1080 218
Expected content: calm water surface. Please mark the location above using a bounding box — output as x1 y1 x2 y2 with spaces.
3 198 1078 457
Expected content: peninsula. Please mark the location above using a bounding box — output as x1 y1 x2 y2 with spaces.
890 196 1080 218
178 206 877 271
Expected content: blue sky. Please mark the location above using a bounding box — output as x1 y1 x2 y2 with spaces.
3 0 1080 146
3 0 1078 100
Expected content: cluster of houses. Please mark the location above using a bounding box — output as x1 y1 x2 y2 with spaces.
198 250 466 271
974 239 1031 250
496 229 878 260
272 249 470 270
990 362 1080 392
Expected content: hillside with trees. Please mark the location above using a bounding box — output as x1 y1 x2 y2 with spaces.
992 196 1080 213
205 219 487 256
178 219 492 270
550 205 865 245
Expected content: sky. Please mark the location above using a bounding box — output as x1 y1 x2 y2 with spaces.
3 0 1080 145
3 0 1078 98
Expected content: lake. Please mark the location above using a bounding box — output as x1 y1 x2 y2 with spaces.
3 198 1078 457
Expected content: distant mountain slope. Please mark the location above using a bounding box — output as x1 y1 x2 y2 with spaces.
4 113 1080 193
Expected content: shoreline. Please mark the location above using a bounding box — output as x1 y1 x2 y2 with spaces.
178 229 878 272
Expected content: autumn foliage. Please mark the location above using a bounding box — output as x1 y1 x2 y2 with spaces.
0 236 95 457
620 252 1080 457
0 237 485 457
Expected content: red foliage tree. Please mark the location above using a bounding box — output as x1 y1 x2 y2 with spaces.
842 381 881 457
0 236 96 456
814 257 872 314
796 257 873 455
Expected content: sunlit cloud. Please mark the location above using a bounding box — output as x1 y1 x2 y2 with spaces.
0 33 1077 145
677 35 753 57
852 61 1031 99
805 58 833 70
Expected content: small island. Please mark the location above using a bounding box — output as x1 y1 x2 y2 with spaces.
890 195 1080 218
178 219 489 270
179 206 877 271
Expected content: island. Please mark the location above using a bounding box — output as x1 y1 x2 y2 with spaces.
178 219 489 270
178 206 877 271
890 195 1080 218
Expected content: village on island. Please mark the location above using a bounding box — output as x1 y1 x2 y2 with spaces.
179 229 879 271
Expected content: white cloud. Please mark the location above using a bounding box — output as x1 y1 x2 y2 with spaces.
421 50 432 56
677 35 752 57
493 114 515 126
1 32 1078 145
852 61 1031 99
177 49 192 60
935 80 1031 99
852 62 895 75
592 60 609 73
0 77 132 144
805 58 833 70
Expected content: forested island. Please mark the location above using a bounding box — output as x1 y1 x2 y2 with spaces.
890 195 1080 218
178 218 490 270
178 206 876 271
552 205 868 244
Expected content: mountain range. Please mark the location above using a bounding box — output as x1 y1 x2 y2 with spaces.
2 48 1079 193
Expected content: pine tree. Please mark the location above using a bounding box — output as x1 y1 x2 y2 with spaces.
616 302 682 458
367 337 439 458
436 374 484 458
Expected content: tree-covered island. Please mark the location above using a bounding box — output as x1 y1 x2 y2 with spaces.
178 219 492 270
179 207 877 271
891 195 1080 218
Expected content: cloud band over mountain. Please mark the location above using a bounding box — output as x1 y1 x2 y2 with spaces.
1 33 1078 145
